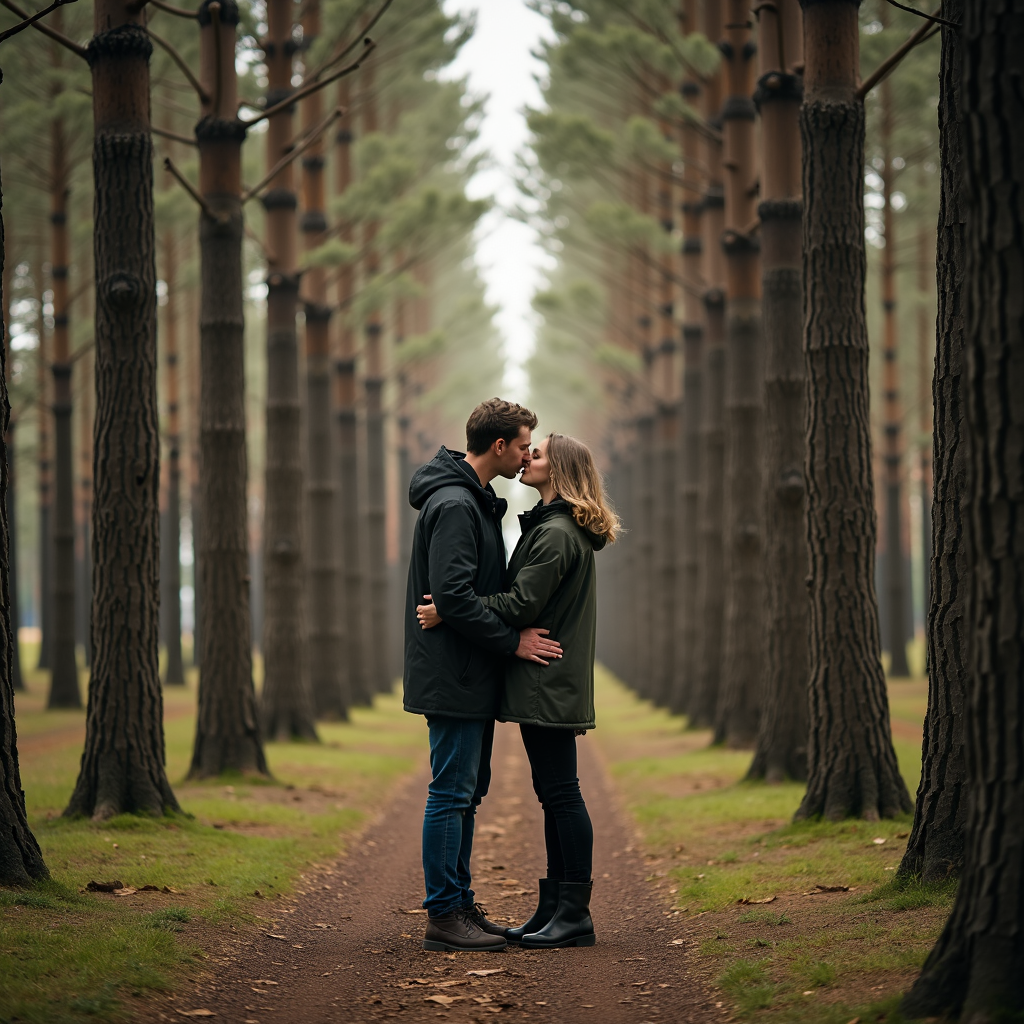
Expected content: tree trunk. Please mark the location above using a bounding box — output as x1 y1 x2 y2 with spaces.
161 228 184 686
360 70 389 695
688 0 727 727
878 37 910 678
0 171 49 883
916 218 933 632
898 0 966 883
714 0 764 748
794 0 910 822
47 86 80 708
301 0 346 720
747 0 808 782
260 0 317 740
77 348 93 669
66 2 180 819
332 83 369 705
3 255 23 691
36 290 50 672
671 0 705 717
188 0 269 777
903 4 1024 1016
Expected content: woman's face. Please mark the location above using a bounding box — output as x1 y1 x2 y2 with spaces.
519 436 550 489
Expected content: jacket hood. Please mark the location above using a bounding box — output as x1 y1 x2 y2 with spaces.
409 447 508 519
519 498 607 551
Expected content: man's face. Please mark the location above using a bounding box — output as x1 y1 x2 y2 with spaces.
494 426 533 480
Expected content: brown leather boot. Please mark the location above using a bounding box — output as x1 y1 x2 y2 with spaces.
423 907 508 952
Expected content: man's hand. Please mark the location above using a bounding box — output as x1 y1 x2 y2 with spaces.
416 594 441 630
516 628 563 666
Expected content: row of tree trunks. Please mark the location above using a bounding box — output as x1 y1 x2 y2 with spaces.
189 0 268 778
905 2 1024 1015
65 0 179 818
301 0 347 721
714 0 763 748
259 0 317 741
747 0 808 782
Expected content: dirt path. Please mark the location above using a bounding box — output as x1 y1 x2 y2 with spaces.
140 723 720 1024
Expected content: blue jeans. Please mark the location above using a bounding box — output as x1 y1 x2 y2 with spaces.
422 716 494 917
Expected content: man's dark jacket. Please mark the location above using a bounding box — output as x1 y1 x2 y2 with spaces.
403 447 520 719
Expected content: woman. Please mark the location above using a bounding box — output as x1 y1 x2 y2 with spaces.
417 432 619 949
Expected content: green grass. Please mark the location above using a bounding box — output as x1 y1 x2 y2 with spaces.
3 654 426 1024
591 666 952 1023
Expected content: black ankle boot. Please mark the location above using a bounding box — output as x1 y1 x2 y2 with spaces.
520 881 595 949
505 878 559 944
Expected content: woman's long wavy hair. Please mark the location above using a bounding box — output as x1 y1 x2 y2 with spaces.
546 433 621 543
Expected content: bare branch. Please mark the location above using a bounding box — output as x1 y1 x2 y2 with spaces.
0 0 77 45
883 0 959 29
856 9 940 100
242 106 343 202
152 124 199 146
164 157 225 222
148 26 210 103
241 38 376 127
0 0 87 56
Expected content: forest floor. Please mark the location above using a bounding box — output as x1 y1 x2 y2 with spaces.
2 648 951 1024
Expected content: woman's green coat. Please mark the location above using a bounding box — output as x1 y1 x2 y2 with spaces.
484 499 605 730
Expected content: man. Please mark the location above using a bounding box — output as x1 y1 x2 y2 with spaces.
404 398 563 952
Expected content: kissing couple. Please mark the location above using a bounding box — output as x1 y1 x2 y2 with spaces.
402 398 619 952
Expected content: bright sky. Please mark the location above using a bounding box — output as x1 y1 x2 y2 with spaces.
440 0 554 399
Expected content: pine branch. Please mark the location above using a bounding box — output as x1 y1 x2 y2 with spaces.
163 157 225 223
0 0 76 45
0 0 86 56
307 0 392 80
144 0 197 16
883 0 958 29
857 9 941 100
152 124 198 146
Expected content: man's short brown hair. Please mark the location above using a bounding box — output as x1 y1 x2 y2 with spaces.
465 398 538 455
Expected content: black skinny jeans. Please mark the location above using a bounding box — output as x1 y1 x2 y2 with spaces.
519 724 594 883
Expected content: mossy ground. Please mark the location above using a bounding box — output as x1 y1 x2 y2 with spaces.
590 664 952 1023
2 643 424 1024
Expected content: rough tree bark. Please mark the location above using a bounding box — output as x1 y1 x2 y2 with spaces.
2 251 23 691
916 217 932 623
36 285 50 672
188 0 269 777
795 0 911 821
77 346 92 669
0 163 49 882
897 0 966 882
902 4 1024 1015
65 0 180 818
714 0 764 748
260 0 317 740
301 0 346 720
333 79 370 704
688 0 726 728
878 33 910 677
747 0 808 781
160 225 184 686
46 60 80 708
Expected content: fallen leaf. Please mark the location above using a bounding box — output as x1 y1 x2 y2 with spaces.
86 880 124 893
498 879 521 887
499 889 529 898
669 939 685 945
873 837 886 845
535 1001 548 1005
163 886 183 894
251 980 279 985
265 934 288 940
424 994 456 1006
895 831 910 839
176 1011 216 1018
804 884 851 894
113 887 138 897
473 995 493 1004
737 895 776 905
803 990 814 996
397 908 427 914
466 968 505 977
